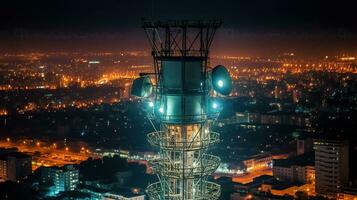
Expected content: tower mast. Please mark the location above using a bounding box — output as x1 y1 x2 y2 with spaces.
140 20 224 200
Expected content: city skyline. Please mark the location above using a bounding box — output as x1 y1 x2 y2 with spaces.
0 1 357 200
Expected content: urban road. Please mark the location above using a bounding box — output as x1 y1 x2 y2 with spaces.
0 140 101 171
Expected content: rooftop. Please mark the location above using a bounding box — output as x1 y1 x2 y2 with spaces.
0 151 32 160
273 151 314 168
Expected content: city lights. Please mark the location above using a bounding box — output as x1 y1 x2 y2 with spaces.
0 2 356 199
0 49 356 199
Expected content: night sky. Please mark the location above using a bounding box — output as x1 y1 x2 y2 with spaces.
1 0 357 56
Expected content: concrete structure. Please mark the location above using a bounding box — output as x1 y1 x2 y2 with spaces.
243 153 272 170
0 159 7 181
103 192 145 200
273 152 315 184
261 180 312 197
314 139 349 198
337 186 357 200
297 137 313 155
78 185 146 200
0 151 32 182
41 165 79 195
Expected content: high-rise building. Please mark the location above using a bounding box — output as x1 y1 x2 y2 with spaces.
0 151 32 182
292 89 300 103
273 152 315 184
132 20 230 199
41 165 79 195
297 137 314 155
0 159 7 182
274 85 280 99
314 139 349 198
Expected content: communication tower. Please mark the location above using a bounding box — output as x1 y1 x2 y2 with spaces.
132 20 232 200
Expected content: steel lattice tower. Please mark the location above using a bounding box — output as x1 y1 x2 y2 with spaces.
137 20 225 200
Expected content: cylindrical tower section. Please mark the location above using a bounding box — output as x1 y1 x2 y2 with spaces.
147 58 220 200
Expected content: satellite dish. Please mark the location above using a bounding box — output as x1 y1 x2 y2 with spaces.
131 76 153 97
211 65 232 96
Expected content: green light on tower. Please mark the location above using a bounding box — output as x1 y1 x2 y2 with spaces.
218 80 224 87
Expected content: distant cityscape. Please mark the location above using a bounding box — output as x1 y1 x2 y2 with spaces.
0 50 356 199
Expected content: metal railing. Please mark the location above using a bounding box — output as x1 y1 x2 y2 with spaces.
146 181 221 200
148 112 220 124
147 131 220 150
148 154 220 179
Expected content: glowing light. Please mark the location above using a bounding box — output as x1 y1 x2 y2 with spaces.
212 102 218 109
217 80 224 87
88 61 100 64
132 188 139 194
159 107 164 113
149 101 154 107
